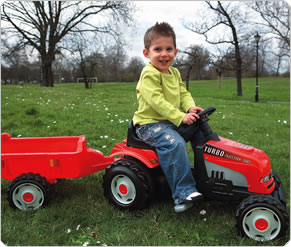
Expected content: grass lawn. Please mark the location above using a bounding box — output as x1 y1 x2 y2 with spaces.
1 77 290 246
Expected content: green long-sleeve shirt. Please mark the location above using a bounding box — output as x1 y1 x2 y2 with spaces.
133 63 196 127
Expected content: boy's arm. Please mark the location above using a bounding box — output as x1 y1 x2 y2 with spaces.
139 73 185 126
175 68 196 112
179 81 196 112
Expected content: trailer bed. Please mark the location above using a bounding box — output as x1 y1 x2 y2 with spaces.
1 133 114 183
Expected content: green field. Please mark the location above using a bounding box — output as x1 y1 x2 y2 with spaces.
1 77 290 246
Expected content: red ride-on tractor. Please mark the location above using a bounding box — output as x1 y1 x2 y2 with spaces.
103 107 289 242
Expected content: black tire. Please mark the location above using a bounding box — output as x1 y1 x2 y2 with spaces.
235 195 289 241
102 158 154 210
7 173 50 211
271 171 287 207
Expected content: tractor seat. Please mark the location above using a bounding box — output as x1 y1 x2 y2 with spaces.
126 120 155 150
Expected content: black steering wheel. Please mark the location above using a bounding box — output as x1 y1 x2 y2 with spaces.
197 106 216 118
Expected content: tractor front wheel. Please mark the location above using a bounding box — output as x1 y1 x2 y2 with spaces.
102 158 154 210
8 173 49 211
235 195 289 241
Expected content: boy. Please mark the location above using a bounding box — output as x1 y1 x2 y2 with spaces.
133 22 204 212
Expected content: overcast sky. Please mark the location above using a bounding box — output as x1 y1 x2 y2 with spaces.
125 1 211 62
124 0 291 66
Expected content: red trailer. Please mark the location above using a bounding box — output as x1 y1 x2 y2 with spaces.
1 133 114 211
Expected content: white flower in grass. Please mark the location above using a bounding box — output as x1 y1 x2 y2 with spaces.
278 120 281 123
67 229 71 233
266 134 269 137
76 224 81 231
83 241 89 246
102 145 107 148
200 210 206 215
53 121 56 124
104 135 108 138
229 132 233 135
283 120 287 124
100 136 103 138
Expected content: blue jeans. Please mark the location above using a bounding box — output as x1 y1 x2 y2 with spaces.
136 121 203 204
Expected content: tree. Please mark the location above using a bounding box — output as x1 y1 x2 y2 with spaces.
124 57 145 82
103 44 128 82
247 1 290 75
184 1 246 96
210 47 231 88
175 45 210 89
248 1 290 51
70 35 101 88
2 1 133 87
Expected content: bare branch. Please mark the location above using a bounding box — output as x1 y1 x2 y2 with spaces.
1 1 134 86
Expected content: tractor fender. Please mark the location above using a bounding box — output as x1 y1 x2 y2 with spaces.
109 147 159 169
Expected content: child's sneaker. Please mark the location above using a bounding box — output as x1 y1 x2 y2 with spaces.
183 192 203 203
174 202 193 213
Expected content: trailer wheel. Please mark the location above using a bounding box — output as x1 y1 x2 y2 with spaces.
102 158 154 210
235 195 289 241
8 173 49 211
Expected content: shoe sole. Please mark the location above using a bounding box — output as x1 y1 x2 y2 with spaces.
183 195 203 204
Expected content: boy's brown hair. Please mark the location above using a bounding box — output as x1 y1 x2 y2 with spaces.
144 22 176 50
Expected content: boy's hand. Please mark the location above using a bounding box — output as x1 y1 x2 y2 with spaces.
183 107 205 125
188 107 204 114
183 112 199 125
189 106 208 118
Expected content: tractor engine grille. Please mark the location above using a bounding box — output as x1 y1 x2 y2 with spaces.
211 170 225 180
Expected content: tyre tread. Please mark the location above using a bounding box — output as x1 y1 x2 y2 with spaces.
7 172 50 209
102 158 152 210
235 195 289 240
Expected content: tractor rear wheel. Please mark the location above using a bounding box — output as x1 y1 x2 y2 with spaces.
235 195 289 241
8 173 49 211
102 158 154 210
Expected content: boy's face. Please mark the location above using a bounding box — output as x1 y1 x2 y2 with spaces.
143 35 178 74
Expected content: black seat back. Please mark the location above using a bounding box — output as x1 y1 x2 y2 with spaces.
126 120 155 150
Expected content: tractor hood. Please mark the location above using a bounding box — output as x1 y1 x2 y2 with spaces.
203 137 274 194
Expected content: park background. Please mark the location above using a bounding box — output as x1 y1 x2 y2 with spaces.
1 1 290 246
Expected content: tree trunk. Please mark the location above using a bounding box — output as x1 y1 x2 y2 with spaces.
217 1 243 96
185 65 192 90
42 63 54 87
275 56 281 77
236 54 243 96
217 70 222 88
83 76 89 89
233 31 242 96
